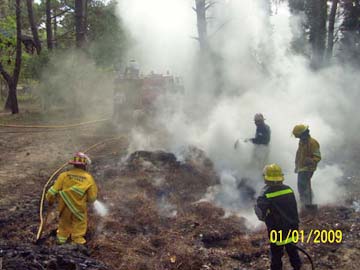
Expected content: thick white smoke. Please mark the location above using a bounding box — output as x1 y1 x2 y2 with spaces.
116 0 356 219
116 0 196 75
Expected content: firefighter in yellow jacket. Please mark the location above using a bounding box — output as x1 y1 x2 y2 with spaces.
292 124 321 208
46 152 98 245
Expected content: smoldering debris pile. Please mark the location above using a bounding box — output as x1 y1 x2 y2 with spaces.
0 147 359 270
86 148 265 269
94 147 220 204
87 148 360 270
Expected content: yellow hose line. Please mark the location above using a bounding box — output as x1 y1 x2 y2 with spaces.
36 136 124 241
0 118 110 129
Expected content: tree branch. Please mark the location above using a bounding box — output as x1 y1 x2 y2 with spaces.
205 2 215 10
51 8 72 19
0 62 13 85
209 20 231 38
64 0 75 10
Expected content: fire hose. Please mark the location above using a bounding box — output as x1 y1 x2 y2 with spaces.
291 243 315 270
35 136 123 244
0 118 109 129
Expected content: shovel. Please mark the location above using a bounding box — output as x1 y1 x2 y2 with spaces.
305 180 318 212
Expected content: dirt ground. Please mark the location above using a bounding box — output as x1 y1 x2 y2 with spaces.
0 108 359 270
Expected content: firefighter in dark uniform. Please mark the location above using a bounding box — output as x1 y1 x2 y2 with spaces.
248 113 271 145
254 164 302 270
247 113 271 172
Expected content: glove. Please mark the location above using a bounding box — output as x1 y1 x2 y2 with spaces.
47 198 54 206
46 193 55 206
304 157 314 166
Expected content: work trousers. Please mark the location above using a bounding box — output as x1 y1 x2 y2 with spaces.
57 206 87 244
270 243 302 270
252 144 270 172
297 171 314 206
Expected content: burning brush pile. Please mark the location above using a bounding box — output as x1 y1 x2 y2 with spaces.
86 147 266 269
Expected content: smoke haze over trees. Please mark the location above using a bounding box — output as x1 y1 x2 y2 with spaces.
0 0 359 206
114 0 360 212
0 0 127 113
1 0 360 113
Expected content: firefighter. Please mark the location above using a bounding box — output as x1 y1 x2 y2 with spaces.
244 113 271 171
292 124 321 208
246 113 271 145
254 164 301 270
46 152 98 245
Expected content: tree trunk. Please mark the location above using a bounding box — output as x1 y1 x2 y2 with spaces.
75 0 86 48
1 65 18 114
46 0 53 50
5 80 18 114
0 77 6 101
1 0 21 114
26 0 41 55
195 0 208 52
53 12 57 48
306 0 327 68
326 0 339 60
288 0 305 12
13 0 22 89
84 0 88 35
0 64 11 110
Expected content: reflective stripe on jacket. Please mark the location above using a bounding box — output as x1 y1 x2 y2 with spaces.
46 168 98 221
295 136 321 172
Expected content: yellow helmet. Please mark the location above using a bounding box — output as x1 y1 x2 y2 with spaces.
263 164 284 181
292 124 308 138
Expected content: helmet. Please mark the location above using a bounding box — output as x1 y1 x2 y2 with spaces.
263 164 284 181
254 113 265 121
69 152 91 166
292 124 309 138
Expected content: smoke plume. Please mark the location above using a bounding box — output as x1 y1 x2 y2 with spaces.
115 0 358 220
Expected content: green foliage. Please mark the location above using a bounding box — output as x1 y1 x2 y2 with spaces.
0 15 16 67
22 51 50 80
87 1 128 67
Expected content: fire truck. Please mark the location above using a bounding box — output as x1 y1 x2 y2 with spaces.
113 62 183 128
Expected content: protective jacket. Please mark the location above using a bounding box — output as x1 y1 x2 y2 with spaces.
46 168 98 221
255 184 299 235
251 123 271 145
295 136 321 173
